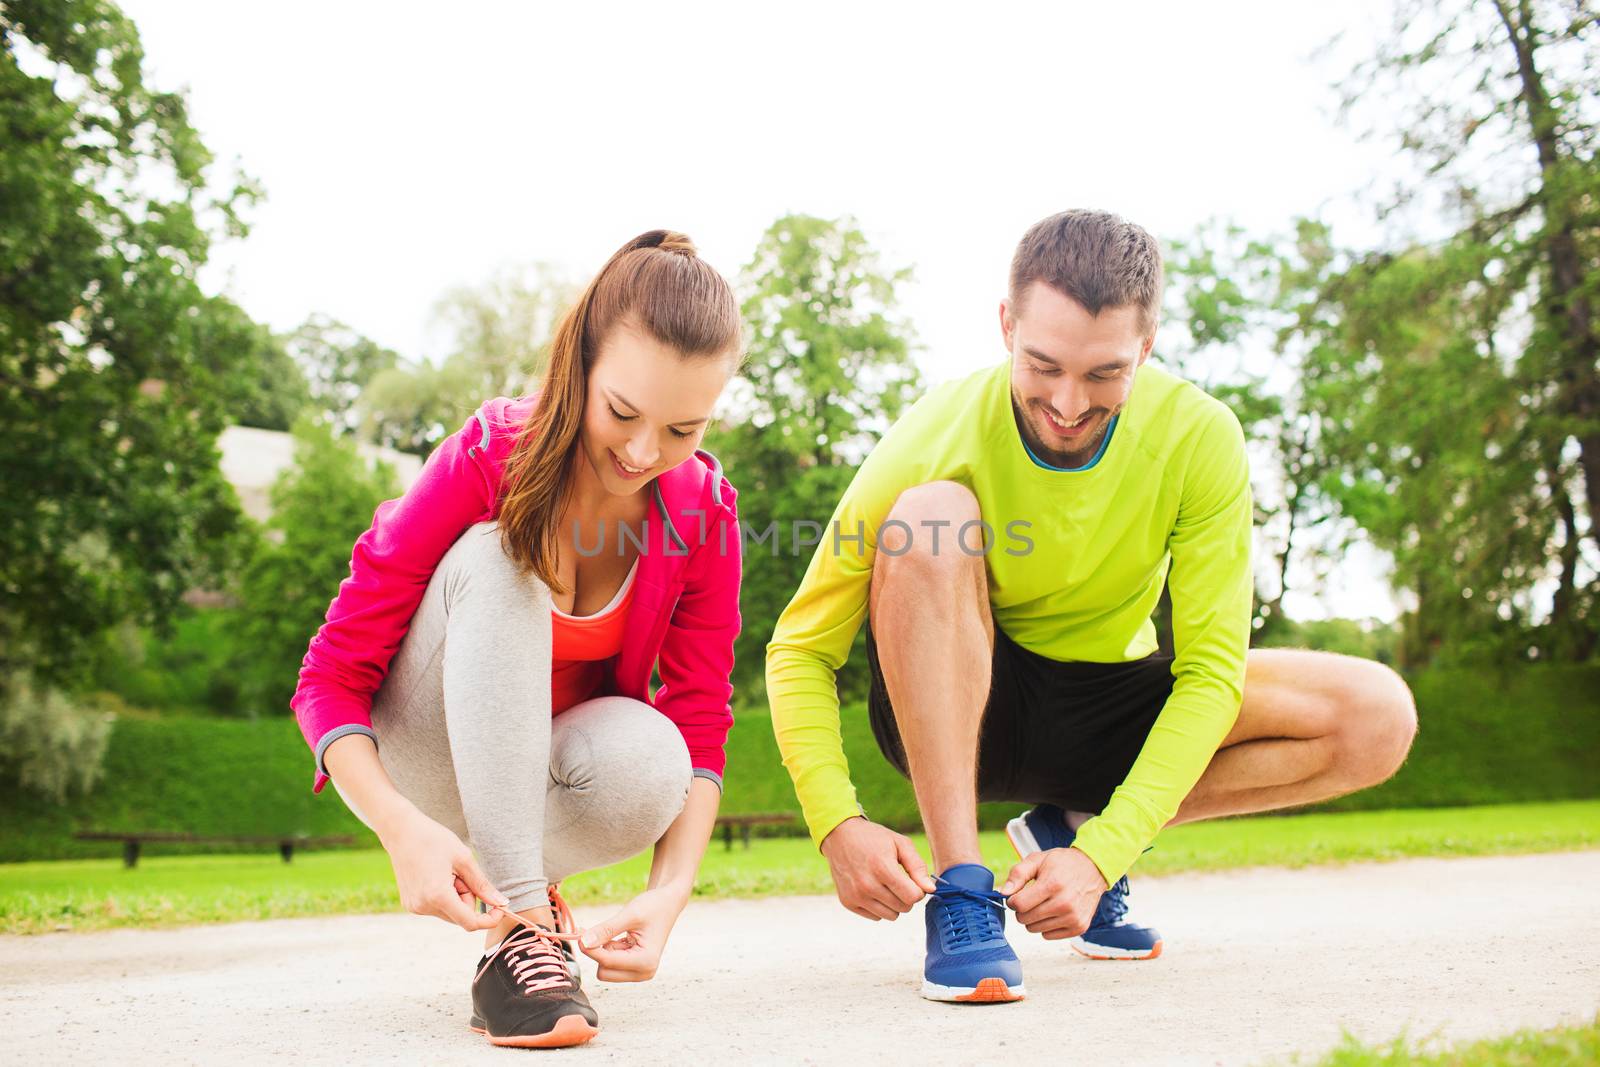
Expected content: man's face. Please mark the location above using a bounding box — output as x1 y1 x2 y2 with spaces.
1002 281 1155 468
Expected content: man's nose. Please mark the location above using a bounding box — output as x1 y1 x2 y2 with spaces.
1054 382 1090 421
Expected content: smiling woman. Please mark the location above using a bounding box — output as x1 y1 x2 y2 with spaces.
289 230 746 1049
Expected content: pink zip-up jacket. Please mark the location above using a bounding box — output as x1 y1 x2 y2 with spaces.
291 395 742 794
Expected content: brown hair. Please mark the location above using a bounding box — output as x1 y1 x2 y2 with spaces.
497 230 741 593
1008 209 1164 335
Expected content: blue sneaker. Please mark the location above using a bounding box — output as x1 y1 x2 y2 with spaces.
921 863 1025 1002
1006 805 1164 960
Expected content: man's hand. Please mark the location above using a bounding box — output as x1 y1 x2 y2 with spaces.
1000 846 1108 939
818 817 937 920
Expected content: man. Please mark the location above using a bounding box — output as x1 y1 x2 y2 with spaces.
766 209 1417 1003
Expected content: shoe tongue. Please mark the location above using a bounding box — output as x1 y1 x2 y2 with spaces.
939 863 995 893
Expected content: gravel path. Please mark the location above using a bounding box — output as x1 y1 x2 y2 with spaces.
3 851 1597 1065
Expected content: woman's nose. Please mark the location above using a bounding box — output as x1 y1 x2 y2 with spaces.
624 436 659 469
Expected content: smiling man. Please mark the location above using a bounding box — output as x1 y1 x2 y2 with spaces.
766 209 1418 1003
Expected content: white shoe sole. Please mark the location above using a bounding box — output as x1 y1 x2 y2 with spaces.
1068 936 1164 960
1005 814 1044 857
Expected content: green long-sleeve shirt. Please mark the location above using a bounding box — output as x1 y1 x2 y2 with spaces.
766 359 1253 884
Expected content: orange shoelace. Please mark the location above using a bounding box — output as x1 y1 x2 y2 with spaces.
473 884 583 994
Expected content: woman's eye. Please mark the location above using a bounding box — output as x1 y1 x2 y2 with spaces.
609 405 636 422
668 427 693 440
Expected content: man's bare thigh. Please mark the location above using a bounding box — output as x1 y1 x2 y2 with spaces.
1223 648 1396 747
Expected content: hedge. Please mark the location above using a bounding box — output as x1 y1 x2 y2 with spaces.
3 664 1596 863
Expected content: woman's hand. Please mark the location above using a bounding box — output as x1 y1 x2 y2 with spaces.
576 884 690 982
376 804 508 932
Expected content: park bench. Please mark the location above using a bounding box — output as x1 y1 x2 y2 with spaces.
712 813 795 850
77 819 789 866
74 830 357 868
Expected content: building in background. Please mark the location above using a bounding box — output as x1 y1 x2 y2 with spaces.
217 426 422 524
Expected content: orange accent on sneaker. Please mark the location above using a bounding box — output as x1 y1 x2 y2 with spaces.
954 978 1025 1003
488 1013 599 1048
1072 939 1164 961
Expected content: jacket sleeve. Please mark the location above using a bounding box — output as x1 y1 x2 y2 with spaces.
650 480 742 788
290 411 498 791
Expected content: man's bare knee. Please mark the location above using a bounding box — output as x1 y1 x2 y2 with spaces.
880 481 983 566
872 481 986 612
1331 660 1418 789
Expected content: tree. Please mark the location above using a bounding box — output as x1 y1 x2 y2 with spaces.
709 215 922 694
226 420 400 717
1311 0 1599 662
1 1 262 787
220 299 311 432
358 265 573 455
1161 219 1353 645
282 314 397 433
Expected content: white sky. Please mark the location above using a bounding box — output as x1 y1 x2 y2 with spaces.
121 0 1404 621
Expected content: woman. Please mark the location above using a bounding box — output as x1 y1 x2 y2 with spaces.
291 231 744 1048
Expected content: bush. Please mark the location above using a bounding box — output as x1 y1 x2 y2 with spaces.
0 671 113 802
88 613 243 717
0 716 371 863
4 664 1596 863
1315 663 1600 811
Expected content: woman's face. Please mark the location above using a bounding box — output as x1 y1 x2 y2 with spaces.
579 320 736 497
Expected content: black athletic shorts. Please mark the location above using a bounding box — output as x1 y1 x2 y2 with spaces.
865 620 1176 813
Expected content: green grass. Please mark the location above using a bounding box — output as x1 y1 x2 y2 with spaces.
3 799 1594 935
1301 1017 1600 1065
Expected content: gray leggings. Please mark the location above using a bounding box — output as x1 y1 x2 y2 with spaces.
335 523 692 911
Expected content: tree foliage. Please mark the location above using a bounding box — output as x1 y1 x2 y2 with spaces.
1 0 263 789
1162 220 1345 644
225 420 400 716
283 314 398 434
0 670 111 800
218 301 310 432
1310 0 1599 663
1168 2 1598 665
358 265 572 454
709 215 922 694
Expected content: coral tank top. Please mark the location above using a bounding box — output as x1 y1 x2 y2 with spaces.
550 558 637 713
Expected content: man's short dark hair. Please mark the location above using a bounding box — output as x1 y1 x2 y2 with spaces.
1009 209 1163 335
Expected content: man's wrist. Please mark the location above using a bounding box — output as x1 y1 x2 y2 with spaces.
818 815 868 857
1068 845 1111 891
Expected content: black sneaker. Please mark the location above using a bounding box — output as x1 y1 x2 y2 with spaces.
469 922 599 1048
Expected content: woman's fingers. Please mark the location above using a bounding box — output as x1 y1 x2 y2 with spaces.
453 854 510 911
435 887 499 931
578 907 639 953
